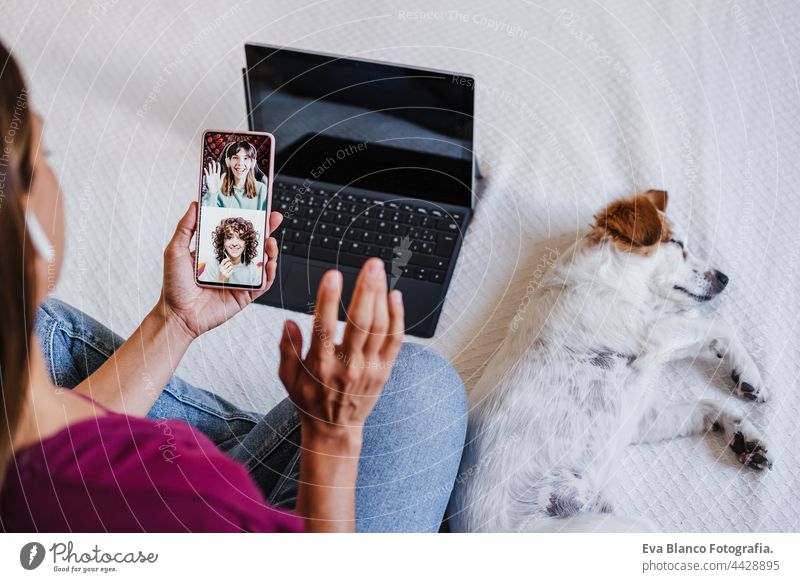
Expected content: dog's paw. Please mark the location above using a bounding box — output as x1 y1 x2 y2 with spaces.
730 367 768 403
729 428 773 471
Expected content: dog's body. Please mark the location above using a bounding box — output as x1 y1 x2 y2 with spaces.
448 191 769 533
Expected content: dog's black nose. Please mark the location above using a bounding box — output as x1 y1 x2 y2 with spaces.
714 270 729 288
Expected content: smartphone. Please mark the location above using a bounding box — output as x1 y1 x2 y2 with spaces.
195 129 274 290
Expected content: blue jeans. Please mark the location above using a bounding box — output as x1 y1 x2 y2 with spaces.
35 298 467 532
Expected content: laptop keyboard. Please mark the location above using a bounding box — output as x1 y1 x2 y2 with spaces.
270 182 465 283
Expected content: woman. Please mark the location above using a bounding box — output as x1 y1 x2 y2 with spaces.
0 42 467 532
199 216 262 286
202 141 269 210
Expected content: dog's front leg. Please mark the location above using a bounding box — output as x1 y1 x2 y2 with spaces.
641 317 766 402
633 400 772 470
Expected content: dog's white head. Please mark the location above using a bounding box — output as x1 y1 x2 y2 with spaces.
582 190 728 312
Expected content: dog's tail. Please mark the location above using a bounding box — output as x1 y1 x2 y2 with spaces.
520 513 654 533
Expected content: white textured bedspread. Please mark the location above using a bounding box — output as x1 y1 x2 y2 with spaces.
2 0 798 532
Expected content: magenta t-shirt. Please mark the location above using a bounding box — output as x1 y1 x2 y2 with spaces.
0 404 303 533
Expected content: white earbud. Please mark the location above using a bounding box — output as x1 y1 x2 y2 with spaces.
25 209 56 264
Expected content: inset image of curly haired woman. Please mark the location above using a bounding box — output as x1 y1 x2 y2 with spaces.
200 216 262 286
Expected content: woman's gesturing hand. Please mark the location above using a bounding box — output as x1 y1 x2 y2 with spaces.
279 258 404 532
203 161 223 194
278 258 404 439
158 201 282 340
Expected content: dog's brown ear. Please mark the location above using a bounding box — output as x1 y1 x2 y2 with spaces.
642 189 668 212
595 195 665 247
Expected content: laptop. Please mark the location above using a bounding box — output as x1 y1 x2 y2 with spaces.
243 43 476 338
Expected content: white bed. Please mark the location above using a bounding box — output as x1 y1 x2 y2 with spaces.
2 0 797 532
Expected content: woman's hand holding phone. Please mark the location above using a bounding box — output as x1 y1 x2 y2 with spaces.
278 257 404 532
158 201 282 341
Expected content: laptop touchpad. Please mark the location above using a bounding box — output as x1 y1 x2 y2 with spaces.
284 261 357 317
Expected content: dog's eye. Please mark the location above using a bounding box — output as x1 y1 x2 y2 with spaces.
668 238 688 260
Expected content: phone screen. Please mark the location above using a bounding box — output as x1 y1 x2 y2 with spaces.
195 130 274 290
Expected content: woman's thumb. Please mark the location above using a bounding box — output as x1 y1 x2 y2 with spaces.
278 320 303 391
166 202 197 255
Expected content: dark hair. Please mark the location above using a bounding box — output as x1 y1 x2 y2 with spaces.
212 217 259 265
219 141 258 199
0 41 35 490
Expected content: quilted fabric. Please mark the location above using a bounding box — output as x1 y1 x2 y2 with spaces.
2 0 797 531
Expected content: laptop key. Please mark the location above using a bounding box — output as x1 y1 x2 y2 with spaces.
408 254 447 270
436 234 457 256
414 267 428 281
429 269 445 283
292 231 310 244
436 219 459 232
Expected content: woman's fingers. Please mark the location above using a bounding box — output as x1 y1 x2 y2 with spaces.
220 259 234 278
380 289 404 363
341 258 383 356
264 256 277 289
268 211 283 234
309 269 342 360
278 320 303 393
263 236 279 289
265 235 279 261
363 259 390 357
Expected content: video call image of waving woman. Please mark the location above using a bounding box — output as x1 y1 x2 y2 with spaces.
197 132 272 287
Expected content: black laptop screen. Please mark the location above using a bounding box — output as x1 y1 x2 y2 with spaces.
244 44 474 207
